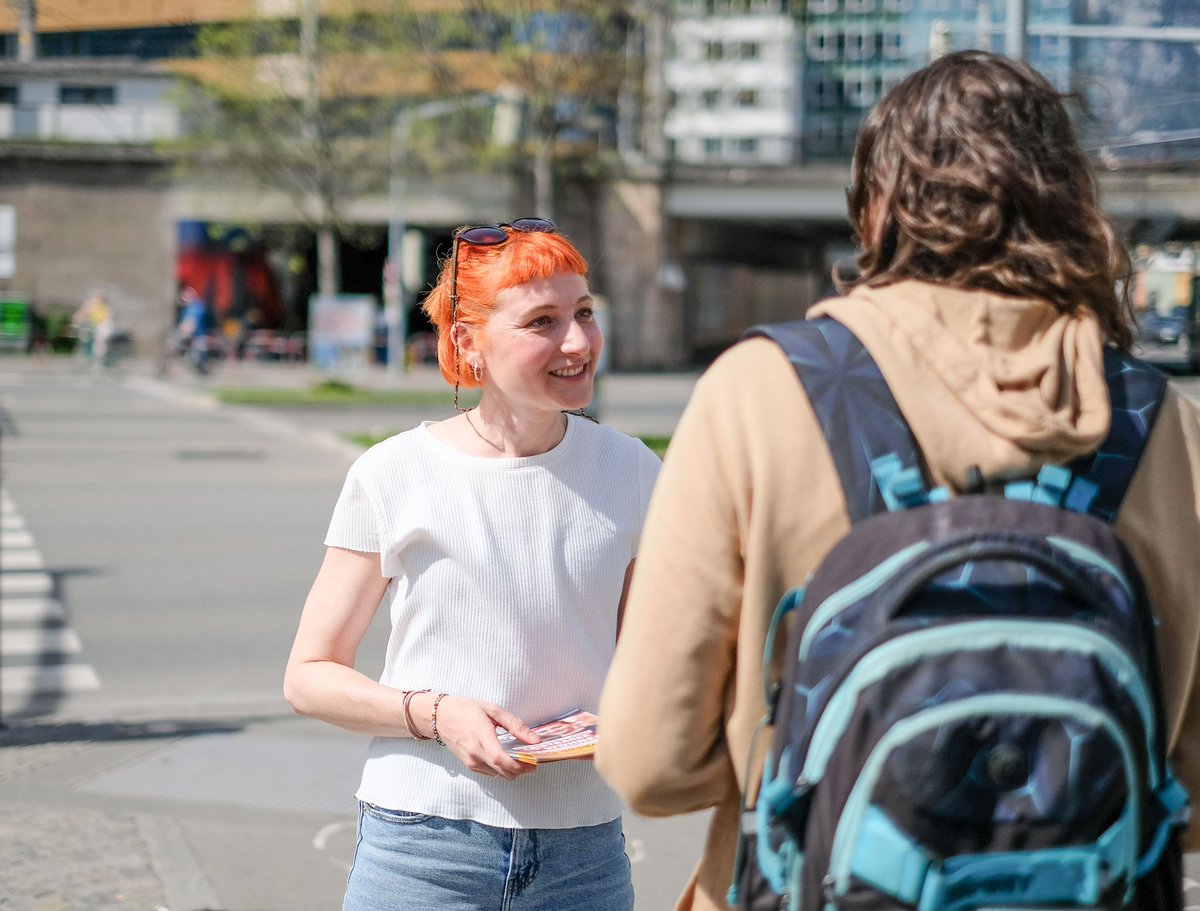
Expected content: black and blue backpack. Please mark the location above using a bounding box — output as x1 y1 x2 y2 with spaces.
730 317 1189 911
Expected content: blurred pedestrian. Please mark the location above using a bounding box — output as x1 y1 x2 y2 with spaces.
26 303 50 359
71 290 112 364
597 50 1200 911
284 218 660 911
174 286 214 374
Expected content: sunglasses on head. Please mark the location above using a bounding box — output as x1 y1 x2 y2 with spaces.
449 217 557 318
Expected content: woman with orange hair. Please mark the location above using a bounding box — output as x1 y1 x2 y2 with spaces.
285 219 659 911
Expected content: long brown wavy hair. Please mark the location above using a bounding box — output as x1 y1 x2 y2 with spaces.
843 50 1135 350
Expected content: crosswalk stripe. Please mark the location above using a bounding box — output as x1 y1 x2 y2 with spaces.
2 529 34 548
1 549 45 571
0 490 100 702
0 664 101 697
0 597 66 623
1 627 83 657
0 572 53 596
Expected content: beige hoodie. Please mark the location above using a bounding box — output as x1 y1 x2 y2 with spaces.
598 281 1200 911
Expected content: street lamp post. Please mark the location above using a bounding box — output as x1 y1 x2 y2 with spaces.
385 96 495 376
385 109 409 377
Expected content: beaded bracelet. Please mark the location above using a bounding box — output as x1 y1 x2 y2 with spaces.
431 692 449 746
403 689 432 741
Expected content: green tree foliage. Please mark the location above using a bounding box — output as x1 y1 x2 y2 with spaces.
172 4 436 296
461 0 638 217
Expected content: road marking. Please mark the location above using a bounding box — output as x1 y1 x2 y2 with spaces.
0 488 100 702
627 836 647 864
313 819 354 852
1 596 66 623
0 571 53 596
1 627 83 657
2 529 33 547
1 548 44 571
0 663 101 697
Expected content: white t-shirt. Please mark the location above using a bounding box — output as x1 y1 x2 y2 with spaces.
325 414 662 828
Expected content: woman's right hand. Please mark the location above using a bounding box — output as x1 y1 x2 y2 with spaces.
411 693 541 780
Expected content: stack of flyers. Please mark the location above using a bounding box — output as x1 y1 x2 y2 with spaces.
497 709 599 765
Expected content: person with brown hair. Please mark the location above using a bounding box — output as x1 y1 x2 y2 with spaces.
597 50 1200 911
285 219 659 911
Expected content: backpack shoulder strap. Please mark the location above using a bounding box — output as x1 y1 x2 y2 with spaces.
744 317 924 523
1065 347 1168 522
749 321 1168 525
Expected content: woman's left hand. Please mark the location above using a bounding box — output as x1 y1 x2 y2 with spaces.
413 693 541 780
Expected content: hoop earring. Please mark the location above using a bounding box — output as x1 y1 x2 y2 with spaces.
472 362 483 383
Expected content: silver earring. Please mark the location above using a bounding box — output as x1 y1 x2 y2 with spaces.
472 362 483 383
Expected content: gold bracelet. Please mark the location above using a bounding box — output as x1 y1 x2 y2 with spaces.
403 689 432 741
431 692 449 746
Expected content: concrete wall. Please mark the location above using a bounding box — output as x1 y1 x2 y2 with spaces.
0 149 176 349
598 177 687 370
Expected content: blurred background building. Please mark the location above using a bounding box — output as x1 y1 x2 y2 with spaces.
1 0 1198 369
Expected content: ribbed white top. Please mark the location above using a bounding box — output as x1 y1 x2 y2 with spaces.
325 414 661 828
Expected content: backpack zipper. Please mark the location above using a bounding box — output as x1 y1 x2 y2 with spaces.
798 538 1131 664
798 542 930 661
797 619 1156 790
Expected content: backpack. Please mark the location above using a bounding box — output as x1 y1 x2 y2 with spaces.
730 317 1189 911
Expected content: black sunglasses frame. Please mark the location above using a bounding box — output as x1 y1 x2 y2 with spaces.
448 217 556 321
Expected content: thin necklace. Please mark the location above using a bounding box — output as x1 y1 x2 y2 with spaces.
463 408 504 452
462 409 568 455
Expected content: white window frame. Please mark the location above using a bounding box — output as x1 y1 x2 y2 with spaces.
807 27 839 62
738 41 761 61
735 87 759 108
735 136 759 158
843 68 877 108
882 30 905 60
807 0 840 15
843 29 873 61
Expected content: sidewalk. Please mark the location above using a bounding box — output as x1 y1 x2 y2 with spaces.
0 712 374 911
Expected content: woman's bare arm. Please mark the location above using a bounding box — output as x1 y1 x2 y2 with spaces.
284 546 540 778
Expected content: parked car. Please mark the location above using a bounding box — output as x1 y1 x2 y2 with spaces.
1131 243 1200 373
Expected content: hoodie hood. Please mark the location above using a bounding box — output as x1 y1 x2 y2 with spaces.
809 280 1111 489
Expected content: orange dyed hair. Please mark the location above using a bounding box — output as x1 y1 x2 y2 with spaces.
422 226 590 388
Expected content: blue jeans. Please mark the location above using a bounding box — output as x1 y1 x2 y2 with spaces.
343 803 635 911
